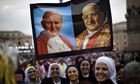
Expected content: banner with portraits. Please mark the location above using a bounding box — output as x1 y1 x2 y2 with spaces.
30 0 113 60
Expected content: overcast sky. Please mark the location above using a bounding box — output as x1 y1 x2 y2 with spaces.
0 0 126 35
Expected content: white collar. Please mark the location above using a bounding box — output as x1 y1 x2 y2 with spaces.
87 26 102 36
82 74 89 77
70 80 79 84
53 79 61 84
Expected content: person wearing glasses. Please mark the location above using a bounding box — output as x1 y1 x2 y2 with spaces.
76 3 111 50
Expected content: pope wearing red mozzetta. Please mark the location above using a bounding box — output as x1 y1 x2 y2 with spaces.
36 11 74 55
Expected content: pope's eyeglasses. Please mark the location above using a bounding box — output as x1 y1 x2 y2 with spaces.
83 12 98 19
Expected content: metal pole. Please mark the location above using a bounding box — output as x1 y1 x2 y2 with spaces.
59 0 63 3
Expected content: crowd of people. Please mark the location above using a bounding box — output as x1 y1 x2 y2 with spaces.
1 1 140 84
1 44 140 84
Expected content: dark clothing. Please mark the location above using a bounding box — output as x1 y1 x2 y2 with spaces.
41 77 68 84
16 81 26 84
79 80 93 84
25 81 40 84
99 79 114 84
79 75 97 84
67 82 80 84
78 59 97 84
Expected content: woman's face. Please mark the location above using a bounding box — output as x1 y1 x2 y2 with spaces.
95 62 110 82
67 67 79 81
50 64 60 78
28 68 37 80
80 60 90 75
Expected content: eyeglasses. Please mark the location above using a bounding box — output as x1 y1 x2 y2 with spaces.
83 12 98 19
28 69 36 74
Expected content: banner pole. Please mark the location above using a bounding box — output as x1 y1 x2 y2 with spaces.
59 0 63 3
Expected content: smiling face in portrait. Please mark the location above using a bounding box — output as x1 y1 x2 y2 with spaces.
82 3 102 32
80 60 90 75
95 62 110 82
67 67 79 81
28 68 37 80
42 12 62 37
50 64 60 78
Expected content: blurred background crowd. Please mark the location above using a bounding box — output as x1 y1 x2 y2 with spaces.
0 42 140 84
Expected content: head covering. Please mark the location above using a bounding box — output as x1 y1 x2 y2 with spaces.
75 55 85 66
79 59 91 72
66 65 79 82
47 63 63 78
95 56 117 84
24 66 37 82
